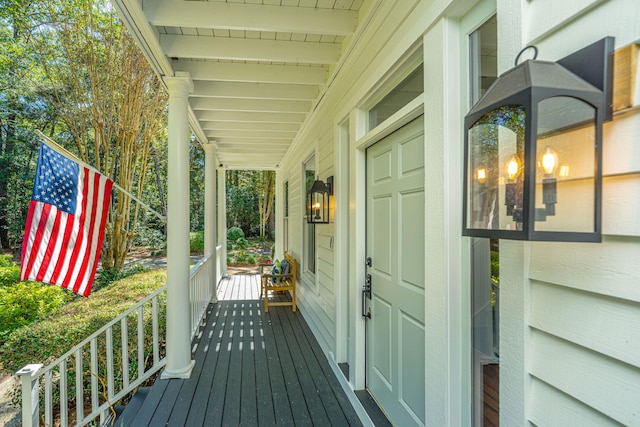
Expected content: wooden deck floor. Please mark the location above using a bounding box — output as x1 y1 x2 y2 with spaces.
116 274 363 427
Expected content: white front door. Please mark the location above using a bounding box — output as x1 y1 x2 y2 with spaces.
365 116 425 426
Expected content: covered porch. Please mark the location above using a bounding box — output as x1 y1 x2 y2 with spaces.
115 274 364 426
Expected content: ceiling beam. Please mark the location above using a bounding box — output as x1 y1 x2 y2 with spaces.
145 0 357 36
211 137 291 147
190 98 311 113
160 34 341 64
206 130 296 139
196 111 306 123
191 81 318 101
217 147 289 155
201 121 301 132
173 61 328 85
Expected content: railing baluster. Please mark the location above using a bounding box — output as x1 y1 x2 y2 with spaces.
76 348 83 422
106 327 114 401
153 297 159 365
60 360 68 426
17 364 42 427
45 369 52 426
138 306 145 378
90 338 98 414
121 317 129 389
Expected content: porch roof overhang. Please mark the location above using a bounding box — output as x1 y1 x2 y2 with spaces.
111 0 366 170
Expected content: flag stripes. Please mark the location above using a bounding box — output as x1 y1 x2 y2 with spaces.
20 144 113 297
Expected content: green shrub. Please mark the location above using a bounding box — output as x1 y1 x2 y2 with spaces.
0 265 20 288
0 282 73 343
190 231 205 254
0 269 167 376
0 254 14 267
246 254 257 264
236 237 248 248
227 226 244 241
490 251 500 283
94 264 151 292
227 241 233 250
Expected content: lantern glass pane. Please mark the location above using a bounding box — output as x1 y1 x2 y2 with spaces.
466 105 526 231
534 96 596 232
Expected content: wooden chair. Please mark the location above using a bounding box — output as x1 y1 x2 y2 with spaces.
259 252 297 312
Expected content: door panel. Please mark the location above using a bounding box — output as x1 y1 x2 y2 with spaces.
366 116 425 427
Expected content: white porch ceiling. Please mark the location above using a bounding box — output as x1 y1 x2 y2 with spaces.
112 0 365 169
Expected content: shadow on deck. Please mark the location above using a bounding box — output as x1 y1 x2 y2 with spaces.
115 274 363 426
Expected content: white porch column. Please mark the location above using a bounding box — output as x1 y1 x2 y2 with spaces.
162 73 194 379
217 166 227 277
203 142 218 302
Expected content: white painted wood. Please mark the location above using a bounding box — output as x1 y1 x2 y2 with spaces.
60 360 68 426
90 338 98 412
206 130 297 140
75 348 83 420
191 98 312 114
121 317 129 388
173 61 328 85
152 297 160 365
203 143 218 303
161 34 341 65
202 121 301 132
529 378 620 426
217 167 227 277
603 175 640 236
366 116 425 427
524 0 606 43
529 280 640 368
528 239 640 302
145 0 358 36
106 327 114 400
45 370 52 427
196 110 305 124
192 81 319 100
163 74 195 380
529 329 640 426
137 307 144 379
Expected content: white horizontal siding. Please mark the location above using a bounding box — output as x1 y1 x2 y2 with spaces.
529 280 640 368
528 328 640 425
529 377 624 427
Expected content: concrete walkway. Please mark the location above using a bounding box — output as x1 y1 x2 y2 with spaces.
0 375 19 427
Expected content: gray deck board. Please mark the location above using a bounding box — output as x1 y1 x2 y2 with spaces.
116 274 363 427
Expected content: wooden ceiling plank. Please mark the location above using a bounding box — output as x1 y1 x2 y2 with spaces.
160 34 341 65
145 0 357 36
173 61 328 85
191 81 318 100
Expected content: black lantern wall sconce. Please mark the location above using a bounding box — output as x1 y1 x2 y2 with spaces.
463 37 614 242
307 176 333 224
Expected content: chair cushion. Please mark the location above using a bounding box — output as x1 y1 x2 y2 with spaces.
281 259 289 275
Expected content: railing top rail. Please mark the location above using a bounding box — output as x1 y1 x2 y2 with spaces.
19 285 167 377
189 254 212 279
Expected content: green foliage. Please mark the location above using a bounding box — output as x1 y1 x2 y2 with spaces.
0 268 167 387
227 226 245 241
0 282 73 343
93 264 151 292
490 250 500 284
235 237 248 248
0 255 19 287
190 231 205 254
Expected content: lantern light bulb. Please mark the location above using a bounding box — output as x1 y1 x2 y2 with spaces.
540 146 558 175
506 155 521 181
475 167 487 183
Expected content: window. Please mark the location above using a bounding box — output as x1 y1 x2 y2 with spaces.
303 156 316 275
469 14 499 427
368 65 424 130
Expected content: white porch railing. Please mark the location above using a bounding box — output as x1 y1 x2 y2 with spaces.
189 254 215 339
17 255 215 427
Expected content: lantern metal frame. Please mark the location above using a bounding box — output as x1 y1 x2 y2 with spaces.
306 176 333 224
462 37 614 242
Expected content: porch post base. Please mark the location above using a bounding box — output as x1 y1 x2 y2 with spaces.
161 360 195 380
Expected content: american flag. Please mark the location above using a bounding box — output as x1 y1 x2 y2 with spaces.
20 144 113 297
